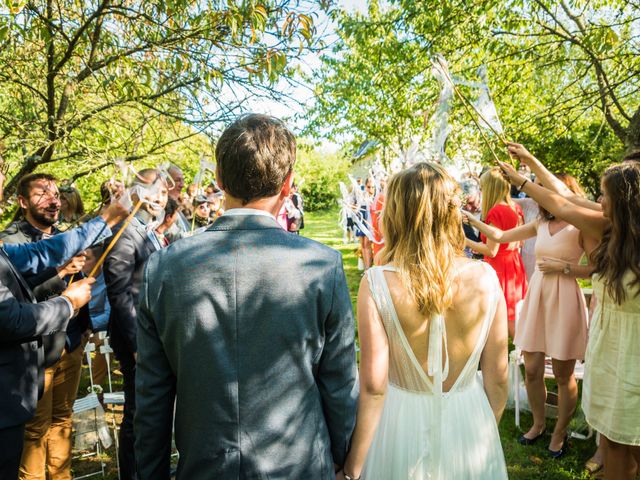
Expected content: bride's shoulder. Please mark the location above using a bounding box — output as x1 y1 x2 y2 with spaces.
455 259 499 288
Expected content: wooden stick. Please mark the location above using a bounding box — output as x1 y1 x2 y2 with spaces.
88 199 144 278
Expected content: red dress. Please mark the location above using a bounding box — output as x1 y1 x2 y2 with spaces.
371 193 385 257
480 203 528 322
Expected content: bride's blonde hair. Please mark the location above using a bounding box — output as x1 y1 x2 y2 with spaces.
380 163 465 316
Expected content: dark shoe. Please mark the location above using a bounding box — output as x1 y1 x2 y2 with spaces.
548 435 569 459
518 428 546 445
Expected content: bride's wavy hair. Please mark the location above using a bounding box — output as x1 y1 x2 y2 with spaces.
591 162 640 304
380 163 465 316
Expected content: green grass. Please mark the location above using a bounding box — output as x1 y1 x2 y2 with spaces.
302 207 598 480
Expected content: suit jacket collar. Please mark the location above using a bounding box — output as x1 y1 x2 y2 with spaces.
207 213 283 232
0 248 37 303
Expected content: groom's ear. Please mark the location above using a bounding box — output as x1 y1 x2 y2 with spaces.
280 171 294 198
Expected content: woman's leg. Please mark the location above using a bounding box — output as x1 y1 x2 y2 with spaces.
550 358 577 451
603 436 638 480
522 351 547 439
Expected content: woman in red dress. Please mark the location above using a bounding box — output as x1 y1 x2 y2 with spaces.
466 167 528 337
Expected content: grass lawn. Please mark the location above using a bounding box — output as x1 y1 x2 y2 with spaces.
302 207 598 480
72 207 598 479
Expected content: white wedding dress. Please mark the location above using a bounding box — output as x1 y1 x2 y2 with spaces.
362 265 508 480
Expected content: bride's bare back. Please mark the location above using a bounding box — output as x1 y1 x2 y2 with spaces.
382 257 507 395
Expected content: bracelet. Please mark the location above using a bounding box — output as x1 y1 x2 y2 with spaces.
517 178 529 192
344 473 361 480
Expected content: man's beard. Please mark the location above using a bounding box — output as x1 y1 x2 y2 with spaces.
29 204 59 226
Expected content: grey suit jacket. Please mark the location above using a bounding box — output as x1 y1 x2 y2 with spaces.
135 214 358 480
103 213 161 356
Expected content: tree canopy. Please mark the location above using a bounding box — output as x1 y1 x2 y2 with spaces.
0 0 327 195
304 0 640 194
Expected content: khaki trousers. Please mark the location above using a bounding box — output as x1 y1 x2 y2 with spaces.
19 345 84 480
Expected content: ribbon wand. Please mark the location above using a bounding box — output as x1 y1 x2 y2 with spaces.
87 198 144 278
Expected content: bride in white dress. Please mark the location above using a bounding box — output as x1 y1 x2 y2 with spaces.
339 163 509 480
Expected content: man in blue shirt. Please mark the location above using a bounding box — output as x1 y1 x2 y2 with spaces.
0 202 127 478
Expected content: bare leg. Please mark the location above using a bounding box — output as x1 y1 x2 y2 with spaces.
522 351 546 439
585 434 604 473
603 436 638 480
508 320 515 338
549 358 577 451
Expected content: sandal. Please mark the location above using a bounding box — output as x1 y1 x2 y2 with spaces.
584 459 603 475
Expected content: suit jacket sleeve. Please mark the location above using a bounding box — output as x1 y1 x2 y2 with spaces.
103 227 138 353
3 216 111 276
0 281 72 342
134 256 176 480
317 253 359 467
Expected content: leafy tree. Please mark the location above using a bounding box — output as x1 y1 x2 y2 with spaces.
305 0 640 194
0 0 327 195
295 142 350 211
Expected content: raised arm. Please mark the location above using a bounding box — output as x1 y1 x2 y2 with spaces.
2 202 127 276
341 275 389 480
507 143 601 211
499 161 608 240
463 210 538 244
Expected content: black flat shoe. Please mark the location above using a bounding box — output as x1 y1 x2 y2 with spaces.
548 435 569 459
518 428 546 446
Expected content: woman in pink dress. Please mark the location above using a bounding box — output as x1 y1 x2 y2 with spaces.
464 173 593 457
465 167 528 338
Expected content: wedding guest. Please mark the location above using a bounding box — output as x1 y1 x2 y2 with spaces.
58 183 85 229
103 169 168 480
500 147 640 480
0 173 91 480
134 114 358 479
0 203 127 478
155 197 181 247
340 163 508 480
466 167 528 337
370 177 385 259
460 178 483 259
165 165 192 241
464 173 594 457
355 177 375 270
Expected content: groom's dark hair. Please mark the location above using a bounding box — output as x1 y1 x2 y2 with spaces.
216 113 296 205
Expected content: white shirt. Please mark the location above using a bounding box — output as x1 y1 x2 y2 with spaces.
222 208 276 220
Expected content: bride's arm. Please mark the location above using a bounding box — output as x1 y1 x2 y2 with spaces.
341 277 389 480
480 291 509 424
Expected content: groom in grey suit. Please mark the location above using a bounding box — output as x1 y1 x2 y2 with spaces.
134 114 358 479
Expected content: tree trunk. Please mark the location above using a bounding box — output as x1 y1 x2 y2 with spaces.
625 107 640 156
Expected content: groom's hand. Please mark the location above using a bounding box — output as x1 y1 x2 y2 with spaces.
335 471 346 480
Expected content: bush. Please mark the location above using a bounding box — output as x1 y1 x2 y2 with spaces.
295 145 350 211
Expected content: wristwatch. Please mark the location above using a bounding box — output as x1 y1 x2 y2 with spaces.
563 263 571 275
